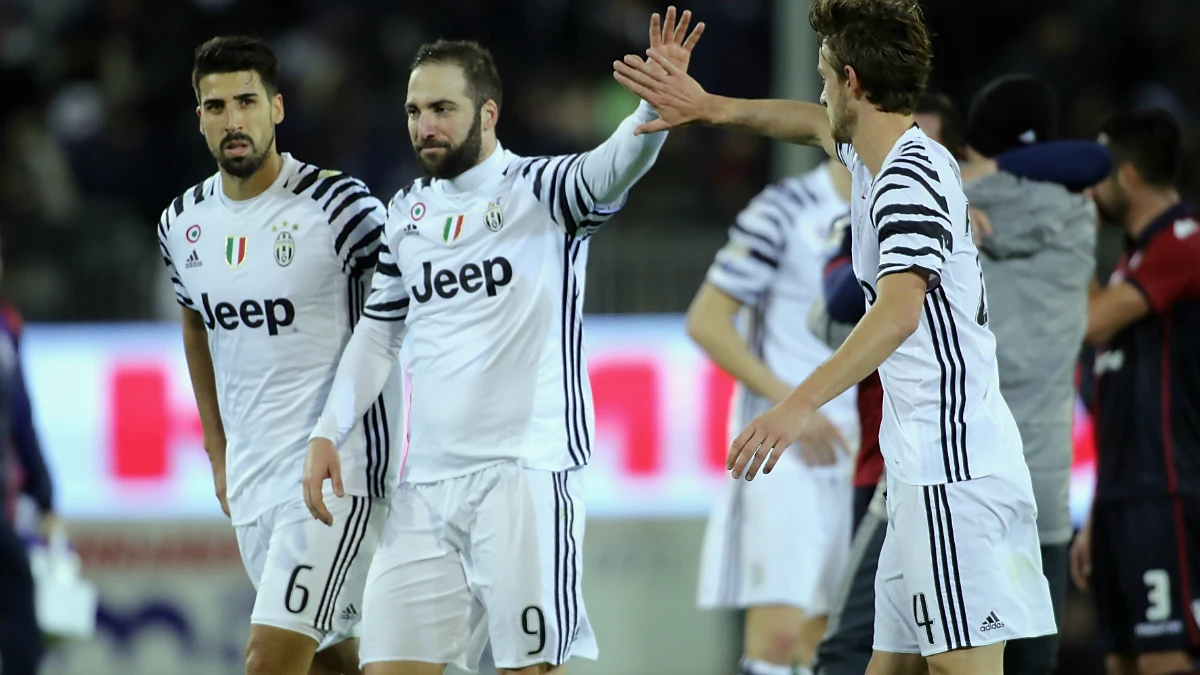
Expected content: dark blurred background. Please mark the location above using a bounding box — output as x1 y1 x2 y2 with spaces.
1 0 1196 323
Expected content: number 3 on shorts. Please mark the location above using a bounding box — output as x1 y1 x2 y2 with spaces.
1144 569 1172 622
522 605 546 655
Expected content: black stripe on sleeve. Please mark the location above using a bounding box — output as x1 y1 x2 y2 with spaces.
191 182 206 205
313 173 352 200
323 180 356 210
882 245 945 262
729 222 779 252
876 166 950 213
878 219 952 251
748 249 780 268
891 156 939 182
329 190 370 224
291 168 322 196
376 260 401 277
362 297 410 322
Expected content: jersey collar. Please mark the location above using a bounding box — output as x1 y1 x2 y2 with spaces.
1134 202 1189 250
442 142 507 194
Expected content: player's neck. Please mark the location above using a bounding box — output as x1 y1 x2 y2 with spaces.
471 136 499 171
220 151 284 202
853 109 916 176
1125 189 1180 240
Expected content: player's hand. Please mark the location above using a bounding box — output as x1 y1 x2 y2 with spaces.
1070 515 1093 591
302 437 344 526
797 411 849 467
969 207 994 246
727 402 813 481
646 6 705 75
210 460 231 518
614 49 712 135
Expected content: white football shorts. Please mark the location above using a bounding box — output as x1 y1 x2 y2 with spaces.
359 461 597 672
235 492 386 650
873 461 1058 657
697 449 854 615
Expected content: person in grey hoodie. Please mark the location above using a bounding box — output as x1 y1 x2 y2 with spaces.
962 74 1108 675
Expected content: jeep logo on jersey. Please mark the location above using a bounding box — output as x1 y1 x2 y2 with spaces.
411 257 513 302
200 293 296 335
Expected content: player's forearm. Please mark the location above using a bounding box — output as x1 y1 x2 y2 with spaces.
706 96 834 153
784 294 917 415
581 101 669 205
181 309 226 462
310 317 406 446
687 307 792 404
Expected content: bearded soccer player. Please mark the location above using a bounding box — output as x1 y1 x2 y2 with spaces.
156 36 399 675
613 1 1057 673
1073 109 1200 675
300 9 702 675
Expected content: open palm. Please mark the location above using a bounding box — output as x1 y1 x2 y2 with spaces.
647 6 705 73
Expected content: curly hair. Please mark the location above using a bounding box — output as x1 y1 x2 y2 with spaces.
809 0 933 115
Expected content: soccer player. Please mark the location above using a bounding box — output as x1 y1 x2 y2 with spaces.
688 157 860 675
613 1 1057 673
1073 109 1200 675
299 9 702 675
156 36 398 675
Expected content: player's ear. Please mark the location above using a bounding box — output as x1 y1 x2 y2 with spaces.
272 93 285 125
481 99 499 132
844 65 862 100
1116 162 1138 191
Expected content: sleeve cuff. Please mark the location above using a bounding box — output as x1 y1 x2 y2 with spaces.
878 265 942 292
309 415 338 444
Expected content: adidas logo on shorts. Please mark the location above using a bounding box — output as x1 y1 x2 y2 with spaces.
340 604 358 622
980 610 1005 632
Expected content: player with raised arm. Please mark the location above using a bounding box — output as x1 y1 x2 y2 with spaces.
614 1 1056 674
157 36 398 675
689 158 860 675
300 9 702 675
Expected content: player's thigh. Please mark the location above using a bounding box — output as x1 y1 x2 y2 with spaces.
924 641 1005 675
359 484 475 669
885 468 1056 658
864 650 927 675
466 465 597 671
253 495 385 646
1095 498 1200 657
363 662 447 675
871 516 923 657
313 637 361 675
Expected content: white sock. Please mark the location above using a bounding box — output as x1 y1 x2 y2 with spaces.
739 657 794 675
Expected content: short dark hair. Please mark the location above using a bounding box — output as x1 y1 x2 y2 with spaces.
1099 109 1182 188
192 36 279 101
917 91 964 155
410 39 503 112
809 0 933 115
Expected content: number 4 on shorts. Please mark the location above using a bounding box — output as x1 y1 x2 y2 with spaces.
912 592 936 645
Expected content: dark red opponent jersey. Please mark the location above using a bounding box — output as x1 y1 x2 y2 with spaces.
1094 204 1200 501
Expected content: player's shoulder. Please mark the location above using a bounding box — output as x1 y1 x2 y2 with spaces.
159 173 220 232
1143 207 1200 260
387 175 435 213
747 165 839 218
284 157 379 212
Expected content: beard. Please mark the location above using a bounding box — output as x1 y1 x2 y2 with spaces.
213 130 273 179
830 98 857 144
415 113 483 180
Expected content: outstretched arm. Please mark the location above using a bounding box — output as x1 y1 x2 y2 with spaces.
613 49 836 157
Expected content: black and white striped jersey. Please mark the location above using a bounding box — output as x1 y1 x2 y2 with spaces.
838 128 1024 485
705 163 860 441
157 153 401 524
311 102 668 483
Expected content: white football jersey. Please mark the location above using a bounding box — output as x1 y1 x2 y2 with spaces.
705 163 859 440
157 153 402 525
837 128 1024 486
361 142 642 482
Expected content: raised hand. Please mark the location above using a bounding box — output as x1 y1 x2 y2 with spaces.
614 49 712 135
647 6 705 73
